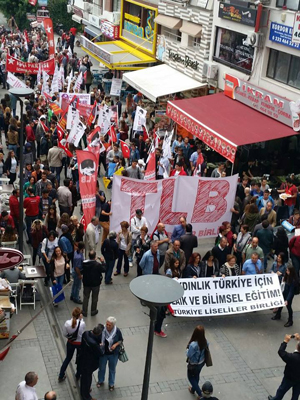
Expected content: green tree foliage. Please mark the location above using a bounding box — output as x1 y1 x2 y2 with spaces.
0 0 36 30
48 0 77 31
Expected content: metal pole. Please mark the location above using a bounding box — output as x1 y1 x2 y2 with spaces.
230 162 234 176
141 306 157 400
19 99 24 253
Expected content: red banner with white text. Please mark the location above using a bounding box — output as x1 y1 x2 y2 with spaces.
6 54 55 75
77 150 98 226
111 175 238 238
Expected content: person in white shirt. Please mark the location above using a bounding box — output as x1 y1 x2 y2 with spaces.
130 209 148 267
15 371 38 400
58 307 86 382
84 216 100 258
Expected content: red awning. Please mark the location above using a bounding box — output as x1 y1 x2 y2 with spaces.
166 93 295 163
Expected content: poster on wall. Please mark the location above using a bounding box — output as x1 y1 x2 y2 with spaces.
110 78 123 96
292 12 300 44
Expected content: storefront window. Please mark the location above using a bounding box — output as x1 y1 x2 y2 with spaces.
213 28 254 74
193 37 201 48
276 0 300 10
267 48 300 89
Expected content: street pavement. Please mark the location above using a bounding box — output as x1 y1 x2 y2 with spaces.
0 30 298 400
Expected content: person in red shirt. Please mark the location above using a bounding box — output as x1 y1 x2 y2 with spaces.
280 177 298 217
25 121 36 159
9 189 19 230
170 162 187 177
24 188 40 244
0 210 15 231
289 235 300 277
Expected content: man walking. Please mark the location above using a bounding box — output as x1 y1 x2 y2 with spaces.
152 223 170 267
180 223 198 264
82 250 106 317
47 140 64 185
256 220 273 271
164 240 186 274
57 179 72 216
242 253 263 275
268 333 300 400
242 237 264 264
15 371 39 400
84 216 100 257
171 216 186 242
24 188 40 244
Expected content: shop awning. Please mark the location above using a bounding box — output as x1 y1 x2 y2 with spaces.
72 15 82 24
166 92 295 163
154 15 182 30
123 64 205 102
84 25 102 38
80 35 156 70
180 21 202 37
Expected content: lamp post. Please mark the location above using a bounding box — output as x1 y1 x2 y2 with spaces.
8 88 34 254
130 275 184 400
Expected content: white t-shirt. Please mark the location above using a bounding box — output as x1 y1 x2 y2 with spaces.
15 381 38 400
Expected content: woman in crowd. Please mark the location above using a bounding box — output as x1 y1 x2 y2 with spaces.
23 176 36 196
45 205 59 232
118 120 128 141
50 246 70 289
58 307 86 382
201 251 219 278
0 152 4 177
101 231 119 285
4 150 18 184
56 213 71 237
186 325 209 398
233 224 251 268
273 226 289 263
185 253 202 279
270 252 287 283
220 254 240 277
41 230 59 286
243 203 259 233
70 215 85 244
115 221 132 277
1 225 17 244
125 93 134 115
165 258 181 279
31 219 48 265
97 316 123 391
272 265 298 327
134 226 151 276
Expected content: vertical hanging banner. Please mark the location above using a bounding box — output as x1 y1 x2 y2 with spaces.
43 18 55 58
77 150 98 226
7 72 27 88
67 117 86 147
110 175 238 238
133 106 147 131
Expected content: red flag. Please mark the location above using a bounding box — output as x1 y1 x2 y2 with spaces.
109 125 117 143
58 140 73 158
40 121 49 133
142 125 148 142
144 151 156 180
120 140 130 159
87 101 97 127
77 150 98 226
43 92 52 101
0 347 10 361
43 19 55 57
80 215 87 232
57 124 65 141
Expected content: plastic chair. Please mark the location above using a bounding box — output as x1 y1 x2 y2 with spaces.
1 241 17 249
19 280 37 310
10 283 20 314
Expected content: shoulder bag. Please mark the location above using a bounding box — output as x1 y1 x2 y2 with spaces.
205 346 213 367
118 342 129 363
67 321 81 342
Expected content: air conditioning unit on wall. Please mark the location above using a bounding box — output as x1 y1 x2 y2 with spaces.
243 32 263 48
203 61 218 80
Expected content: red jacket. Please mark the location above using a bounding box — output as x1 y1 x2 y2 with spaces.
24 196 40 217
170 168 187 177
26 125 35 142
9 195 19 220
289 236 300 258
0 215 15 228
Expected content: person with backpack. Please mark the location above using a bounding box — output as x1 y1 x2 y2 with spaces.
152 223 170 268
58 307 86 382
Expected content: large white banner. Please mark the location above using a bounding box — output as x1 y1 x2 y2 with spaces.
133 106 146 132
111 174 238 238
172 275 285 317
7 72 26 88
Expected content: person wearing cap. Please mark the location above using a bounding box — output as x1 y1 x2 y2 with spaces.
201 381 219 399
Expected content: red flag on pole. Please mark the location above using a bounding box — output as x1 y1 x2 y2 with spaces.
142 125 148 142
58 140 73 158
43 18 55 57
0 346 10 361
87 100 97 127
144 151 156 180
57 124 65 141
40 121 49 133
80 215 87 232
109 125 117 143
120 140 130 159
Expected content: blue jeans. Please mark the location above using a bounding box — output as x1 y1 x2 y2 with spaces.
50 166 62 185
98 353 119 386
288 205 295 217
55 274 65 287
291 254 300 277
71 270 82 301
8 144 17 154
187 362 204 397
59 341 81 379
272 376 300 400
105 259 115 284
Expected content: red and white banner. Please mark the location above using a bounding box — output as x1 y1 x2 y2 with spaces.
43 18 55 57
144 151 155 180
7 72 26 88
77 150 98 226
111 175 238 238
87 126 106 155
6 54 55 75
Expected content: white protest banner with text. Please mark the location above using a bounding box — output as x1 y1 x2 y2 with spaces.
171 275 285 317
7 72 26 88
110 174 238 238
110 78 122 96
133 106 147 131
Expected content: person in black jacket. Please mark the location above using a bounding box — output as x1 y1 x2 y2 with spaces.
82 250 106 317
79 324 104 400
211 237 230 269
268 333 300 400
180 224 198 265
101 231 119 285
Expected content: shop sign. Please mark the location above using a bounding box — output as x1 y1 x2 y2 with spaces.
0 249 24 272
26 13 36 22
166 103 237 163
218 3 257 27
73 6 83 18
168 50 199 70
122 0 156 43
81 36 111 64
89 14 101 28
292 12 300 44
269 22 300 49
100 20 119 39
224 74 297 130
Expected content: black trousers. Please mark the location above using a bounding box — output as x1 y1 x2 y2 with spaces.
155 306 166 333
80 367 94 400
